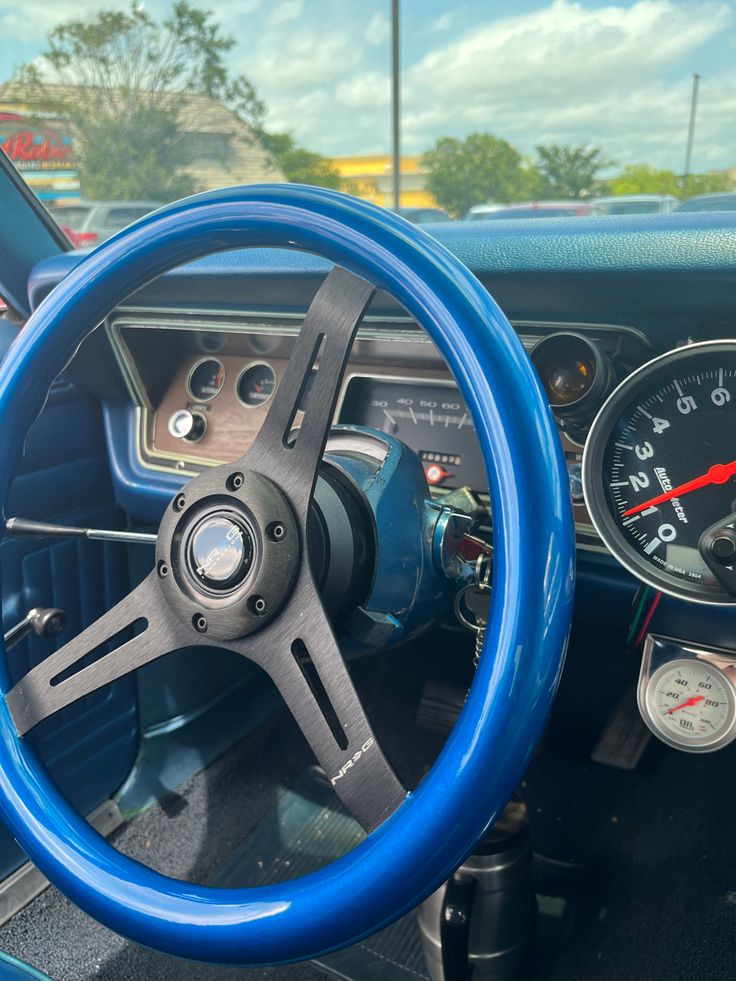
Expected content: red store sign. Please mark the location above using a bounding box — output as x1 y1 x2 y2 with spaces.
0 111 73 170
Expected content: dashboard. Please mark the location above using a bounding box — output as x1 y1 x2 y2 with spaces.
108 309 650 551
24 213 736 755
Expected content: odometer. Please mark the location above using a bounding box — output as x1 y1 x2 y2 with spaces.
583 342 736 604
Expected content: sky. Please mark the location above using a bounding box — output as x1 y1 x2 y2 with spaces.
0 0 734 175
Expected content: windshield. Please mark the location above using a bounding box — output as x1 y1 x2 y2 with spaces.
1 0 735 245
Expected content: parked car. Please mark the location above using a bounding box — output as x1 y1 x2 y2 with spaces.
593 194 678 215
399 207 452 224
675 191 736 212
468 201 604 219
47 199 163 248
465 202 506 220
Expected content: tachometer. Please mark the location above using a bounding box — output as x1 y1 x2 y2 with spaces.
583 341 736 604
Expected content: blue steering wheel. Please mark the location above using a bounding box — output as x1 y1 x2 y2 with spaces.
0 186 574 964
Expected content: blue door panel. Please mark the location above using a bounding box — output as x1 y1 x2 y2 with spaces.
0 383 138 880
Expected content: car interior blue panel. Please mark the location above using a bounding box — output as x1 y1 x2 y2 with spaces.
0 950 50 981
0 380 138 880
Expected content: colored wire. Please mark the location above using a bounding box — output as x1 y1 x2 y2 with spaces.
632 591 663 651
626 586 651 647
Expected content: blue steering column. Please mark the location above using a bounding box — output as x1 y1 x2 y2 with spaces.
0 186 574 964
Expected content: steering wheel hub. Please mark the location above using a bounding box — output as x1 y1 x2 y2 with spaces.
157 467 300 640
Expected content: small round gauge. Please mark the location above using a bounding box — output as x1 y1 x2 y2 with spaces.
583 341 736 604
188 358 224 402
641 658 736 752
237 362 277 408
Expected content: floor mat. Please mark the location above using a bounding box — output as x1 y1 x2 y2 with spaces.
212 768 431 981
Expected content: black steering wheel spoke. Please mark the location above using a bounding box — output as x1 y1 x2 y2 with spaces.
241 265 375 519
6 572 193 736
230 577 406 832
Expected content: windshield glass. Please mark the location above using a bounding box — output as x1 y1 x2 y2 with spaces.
1 0 734 245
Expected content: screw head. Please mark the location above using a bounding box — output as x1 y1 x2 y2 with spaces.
268 521 287 542
173 493 186 512
157 560 169 578
249 595 268 617
193 613 208 633
227 472 245 492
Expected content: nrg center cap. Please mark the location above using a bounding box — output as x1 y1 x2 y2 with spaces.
188 514 254 591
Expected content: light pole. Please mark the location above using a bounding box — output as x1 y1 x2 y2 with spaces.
391 0 400 212
683 73 701 191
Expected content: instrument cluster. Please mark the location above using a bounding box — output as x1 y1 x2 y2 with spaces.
108 313 651 546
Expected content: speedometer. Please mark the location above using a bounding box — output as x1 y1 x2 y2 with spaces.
583 341 736 604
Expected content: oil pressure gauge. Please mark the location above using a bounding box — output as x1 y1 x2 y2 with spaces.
638 635 736 752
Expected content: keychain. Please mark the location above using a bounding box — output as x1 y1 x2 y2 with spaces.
454 545 492 667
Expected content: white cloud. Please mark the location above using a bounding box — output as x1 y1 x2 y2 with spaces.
267 0 303 27
365 11 389 46
0 0 123 44
428 12 454 34
243 28 360 94
336 71 390 109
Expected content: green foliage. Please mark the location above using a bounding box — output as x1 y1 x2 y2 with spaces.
605 164 733 199
683 171 734 196
260 131 342 189
535 144 613 199
15 1 266 201
78 110 197 202
422 133 540 217
607 164 682 197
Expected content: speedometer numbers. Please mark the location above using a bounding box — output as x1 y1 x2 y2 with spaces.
638 636 736 752
583 342 736 604
338 376 487 491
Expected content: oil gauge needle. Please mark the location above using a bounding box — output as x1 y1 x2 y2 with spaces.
623 459 736 517
667 694 704 715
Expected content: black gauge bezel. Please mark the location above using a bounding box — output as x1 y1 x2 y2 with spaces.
187 357 225 403
236 361 278 409
582 340 736 606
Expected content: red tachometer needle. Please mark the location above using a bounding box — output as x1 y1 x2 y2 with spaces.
623 460 736 517
667 694 704 715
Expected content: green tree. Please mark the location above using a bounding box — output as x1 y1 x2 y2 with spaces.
605 164 733 199
422 133 540 217
607 164 682 197
535 144 612 199
683 171 733 197
15 2 267 201
259 132 342 189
